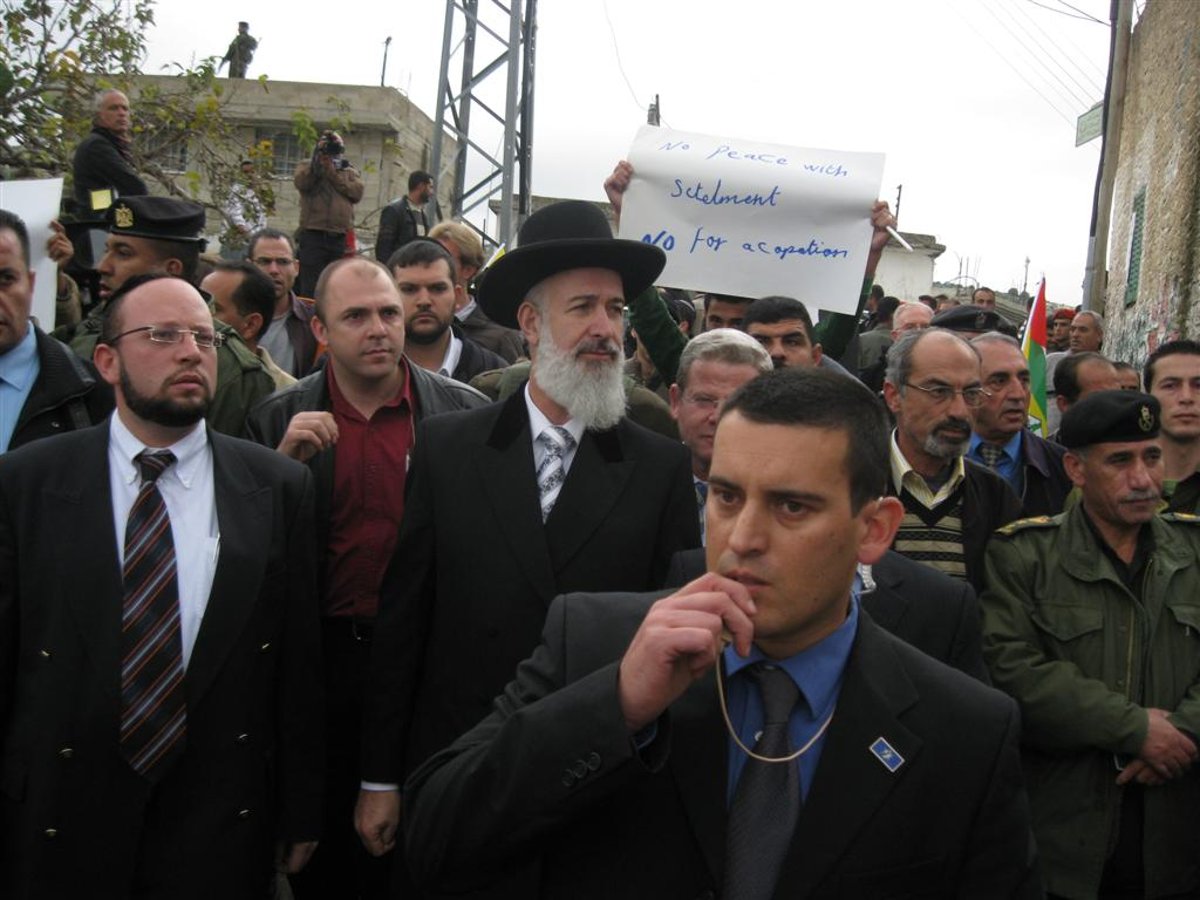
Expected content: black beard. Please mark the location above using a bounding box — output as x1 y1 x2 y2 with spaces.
405 320 450 345
120 366 209 429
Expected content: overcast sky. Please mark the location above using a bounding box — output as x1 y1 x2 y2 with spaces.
145 0 1119 306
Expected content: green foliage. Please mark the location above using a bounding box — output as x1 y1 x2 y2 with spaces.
0 0 272 232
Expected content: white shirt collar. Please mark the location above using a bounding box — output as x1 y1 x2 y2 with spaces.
110 413 209 490
437 331 464 379
524 382 586 447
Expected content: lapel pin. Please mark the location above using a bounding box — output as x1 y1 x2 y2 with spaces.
869 737 904 773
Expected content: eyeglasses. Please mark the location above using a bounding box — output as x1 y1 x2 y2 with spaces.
683 394 722 412
253 256 295 268
109 326 225 349
904 382 990 408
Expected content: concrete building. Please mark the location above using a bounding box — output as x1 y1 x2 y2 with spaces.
131 74 458 251
873 232 945 302
1103 1 1200 364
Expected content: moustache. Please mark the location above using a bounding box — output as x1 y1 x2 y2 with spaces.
1122 490 1160 503
573 338 621 359
935 417 972 433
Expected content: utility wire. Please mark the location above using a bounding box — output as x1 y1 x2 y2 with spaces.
1025 0 1106 25
1010 0 1108 90
998 0 1105 100
1055 0 1108 25
601 0 646 114
945 0 1078 127
981 0 1093 110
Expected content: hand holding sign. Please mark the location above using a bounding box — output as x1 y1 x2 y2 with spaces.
617 126 884 316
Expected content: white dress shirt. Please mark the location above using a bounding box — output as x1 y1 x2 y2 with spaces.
108 414 219 669
524 383 585 477
436 331 464 379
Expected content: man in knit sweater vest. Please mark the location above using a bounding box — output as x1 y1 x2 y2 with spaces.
883 328 1022 592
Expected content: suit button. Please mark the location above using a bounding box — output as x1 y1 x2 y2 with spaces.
259 642 272 653
44 827 58 839
235 733 250 745
40 649 51 659
561 771 575 788
237 808 252 820
571 760 588 779
58 747 74 759
586 752 601 771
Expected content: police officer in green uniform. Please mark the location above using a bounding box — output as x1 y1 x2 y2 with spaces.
982 390 1200 899
56 195 273 436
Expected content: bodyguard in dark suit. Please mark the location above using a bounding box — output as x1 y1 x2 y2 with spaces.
666 547 990 682
403 368 1039 898
356 200 699 866
0 275 322 898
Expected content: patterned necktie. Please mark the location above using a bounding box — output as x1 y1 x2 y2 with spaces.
536 426 576 521
978 443 1005 469
724 663 803 900
120 450 187 782
695 480 708 545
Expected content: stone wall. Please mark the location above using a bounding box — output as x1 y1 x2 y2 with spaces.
1104 0 1200 366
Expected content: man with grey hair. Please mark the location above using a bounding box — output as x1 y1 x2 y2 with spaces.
72 89 146 218
883 328 1021 591
669 328 772 542
356 201 699 885
968 332 1070 517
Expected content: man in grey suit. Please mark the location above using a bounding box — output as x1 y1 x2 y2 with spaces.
0 274 322 898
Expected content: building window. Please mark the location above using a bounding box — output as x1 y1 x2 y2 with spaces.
140 130 188 174
255 128 304 177
1125 187 1146 307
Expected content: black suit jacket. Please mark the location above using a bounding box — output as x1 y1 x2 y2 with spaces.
665 548 989 682
362 387 700 782
0 422 322 900
404 592 1040 899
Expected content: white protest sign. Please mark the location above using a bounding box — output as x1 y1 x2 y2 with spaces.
619 126 884 315
0 178 65 331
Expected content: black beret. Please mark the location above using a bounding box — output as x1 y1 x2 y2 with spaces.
107 196 207 246
1060 389 1160 449
930 304 1016 336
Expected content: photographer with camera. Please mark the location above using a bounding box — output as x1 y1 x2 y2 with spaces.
293 130 363 297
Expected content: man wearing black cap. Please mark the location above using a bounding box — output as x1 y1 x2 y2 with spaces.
982 390 1200 899
59 195 273 436
355 200 700 878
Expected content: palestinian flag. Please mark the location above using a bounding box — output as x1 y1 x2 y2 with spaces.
1022 279 1049 436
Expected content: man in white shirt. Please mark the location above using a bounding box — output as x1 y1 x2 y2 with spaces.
0 273 323 898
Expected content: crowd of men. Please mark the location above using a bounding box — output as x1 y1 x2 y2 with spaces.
2 100 1200 900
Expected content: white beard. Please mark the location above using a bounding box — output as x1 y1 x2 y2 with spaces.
533 329 627 431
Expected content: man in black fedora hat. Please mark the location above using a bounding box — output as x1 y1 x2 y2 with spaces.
355 200 700 886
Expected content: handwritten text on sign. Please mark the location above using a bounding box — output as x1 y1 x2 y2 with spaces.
618 126 884 316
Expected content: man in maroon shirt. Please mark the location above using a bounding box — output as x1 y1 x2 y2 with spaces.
245 256 487 899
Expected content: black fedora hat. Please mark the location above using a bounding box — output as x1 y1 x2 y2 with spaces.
476 200 666 329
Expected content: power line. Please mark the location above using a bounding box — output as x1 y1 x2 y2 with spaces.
982 0 1094 110
1001 0 1106 97
1024 0 1106 25
601 0 645 114
945 0 1079 127
1010 0 1108 90
1055 0 1108 25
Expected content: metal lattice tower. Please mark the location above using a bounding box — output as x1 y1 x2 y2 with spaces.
430 0 537 251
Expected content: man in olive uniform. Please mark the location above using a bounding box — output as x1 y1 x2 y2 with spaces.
982 390 1200 899
56 196 273 436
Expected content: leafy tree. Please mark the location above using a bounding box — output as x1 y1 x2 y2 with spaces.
0 0 272 231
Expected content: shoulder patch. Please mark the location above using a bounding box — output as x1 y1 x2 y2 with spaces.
996 515 1058 537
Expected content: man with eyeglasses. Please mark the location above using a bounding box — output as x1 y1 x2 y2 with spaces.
883 328 1022 591
247 228 319 379
56 195 274 437
0 272 323 897
668 329 772 544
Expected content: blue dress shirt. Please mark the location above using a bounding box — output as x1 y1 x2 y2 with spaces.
723 596 859 803
968 430 1023 494
0 323 39 453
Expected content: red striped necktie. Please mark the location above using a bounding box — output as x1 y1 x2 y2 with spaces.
120 450 187 782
